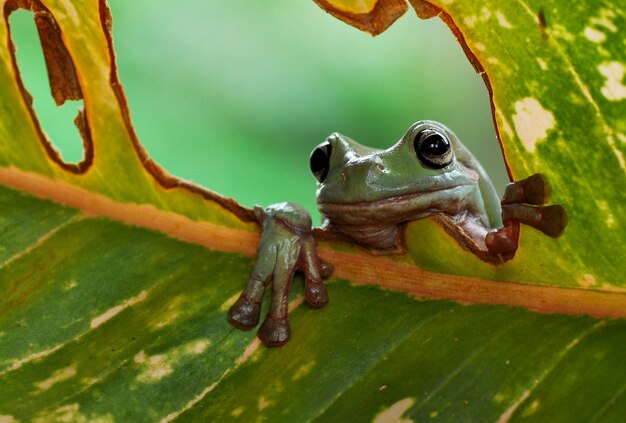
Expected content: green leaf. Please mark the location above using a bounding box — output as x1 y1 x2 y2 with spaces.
0 0 625 421
2 185 626 422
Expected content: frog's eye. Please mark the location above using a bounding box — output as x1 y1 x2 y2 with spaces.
414 130 453 169
310 141 332 182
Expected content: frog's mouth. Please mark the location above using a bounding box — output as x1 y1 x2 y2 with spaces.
317 183 476 226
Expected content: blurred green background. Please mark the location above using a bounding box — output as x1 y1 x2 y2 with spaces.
9 0 506 223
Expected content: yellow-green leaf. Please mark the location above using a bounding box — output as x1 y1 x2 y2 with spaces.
0 0 625 421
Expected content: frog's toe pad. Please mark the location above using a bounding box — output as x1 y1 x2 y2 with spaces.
486 225 518 254
228 296 261 330
305 281 329 308
319 260 335 278
502 173 550 205
258 316 291 347
537 205 567 237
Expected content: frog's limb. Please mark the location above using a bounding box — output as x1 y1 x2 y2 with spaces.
449 133 503 228
227 239 277 330
448 136 567 242
257 235 301 346
500 173 567 237
486 174 567 254
300 233 330 307
435 173 566 260
228 203 331 347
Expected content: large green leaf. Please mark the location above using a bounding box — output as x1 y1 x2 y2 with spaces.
1 185 626 422
0 0 625 421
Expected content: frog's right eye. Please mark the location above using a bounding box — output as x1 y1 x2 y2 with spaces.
414 130 453 169
310 141 332 183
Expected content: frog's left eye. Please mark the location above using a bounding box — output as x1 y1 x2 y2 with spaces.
310 141 332 182
414 130 453 169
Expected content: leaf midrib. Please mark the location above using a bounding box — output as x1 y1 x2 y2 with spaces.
0 167 625 320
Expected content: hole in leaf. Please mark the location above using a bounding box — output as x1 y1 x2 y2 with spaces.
106 2 509 222
9 8 88 166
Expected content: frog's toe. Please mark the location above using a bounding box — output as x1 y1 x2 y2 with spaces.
502 204 567 238
228 295 262 330
305 280 329 308
502 173 550 205
485 222 519 255
536 204 567 237
319 260 334 278
258 315 291 347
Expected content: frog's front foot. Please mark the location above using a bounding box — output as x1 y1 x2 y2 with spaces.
228 203 332 347
486 174 567 255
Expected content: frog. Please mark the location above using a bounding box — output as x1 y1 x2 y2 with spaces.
228 120 567 347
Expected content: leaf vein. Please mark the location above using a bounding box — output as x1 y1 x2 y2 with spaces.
311 306 456 422
495 320 606 422
0 214 83 271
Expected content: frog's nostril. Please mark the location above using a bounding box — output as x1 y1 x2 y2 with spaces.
310 141 332 182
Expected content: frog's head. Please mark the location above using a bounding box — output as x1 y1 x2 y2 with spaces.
310 120 481 232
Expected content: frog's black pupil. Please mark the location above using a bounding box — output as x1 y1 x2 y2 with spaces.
414 130 453 169
310 141 332 182
422 134 448 156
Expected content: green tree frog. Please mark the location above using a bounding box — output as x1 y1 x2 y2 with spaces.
228 121 567 346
